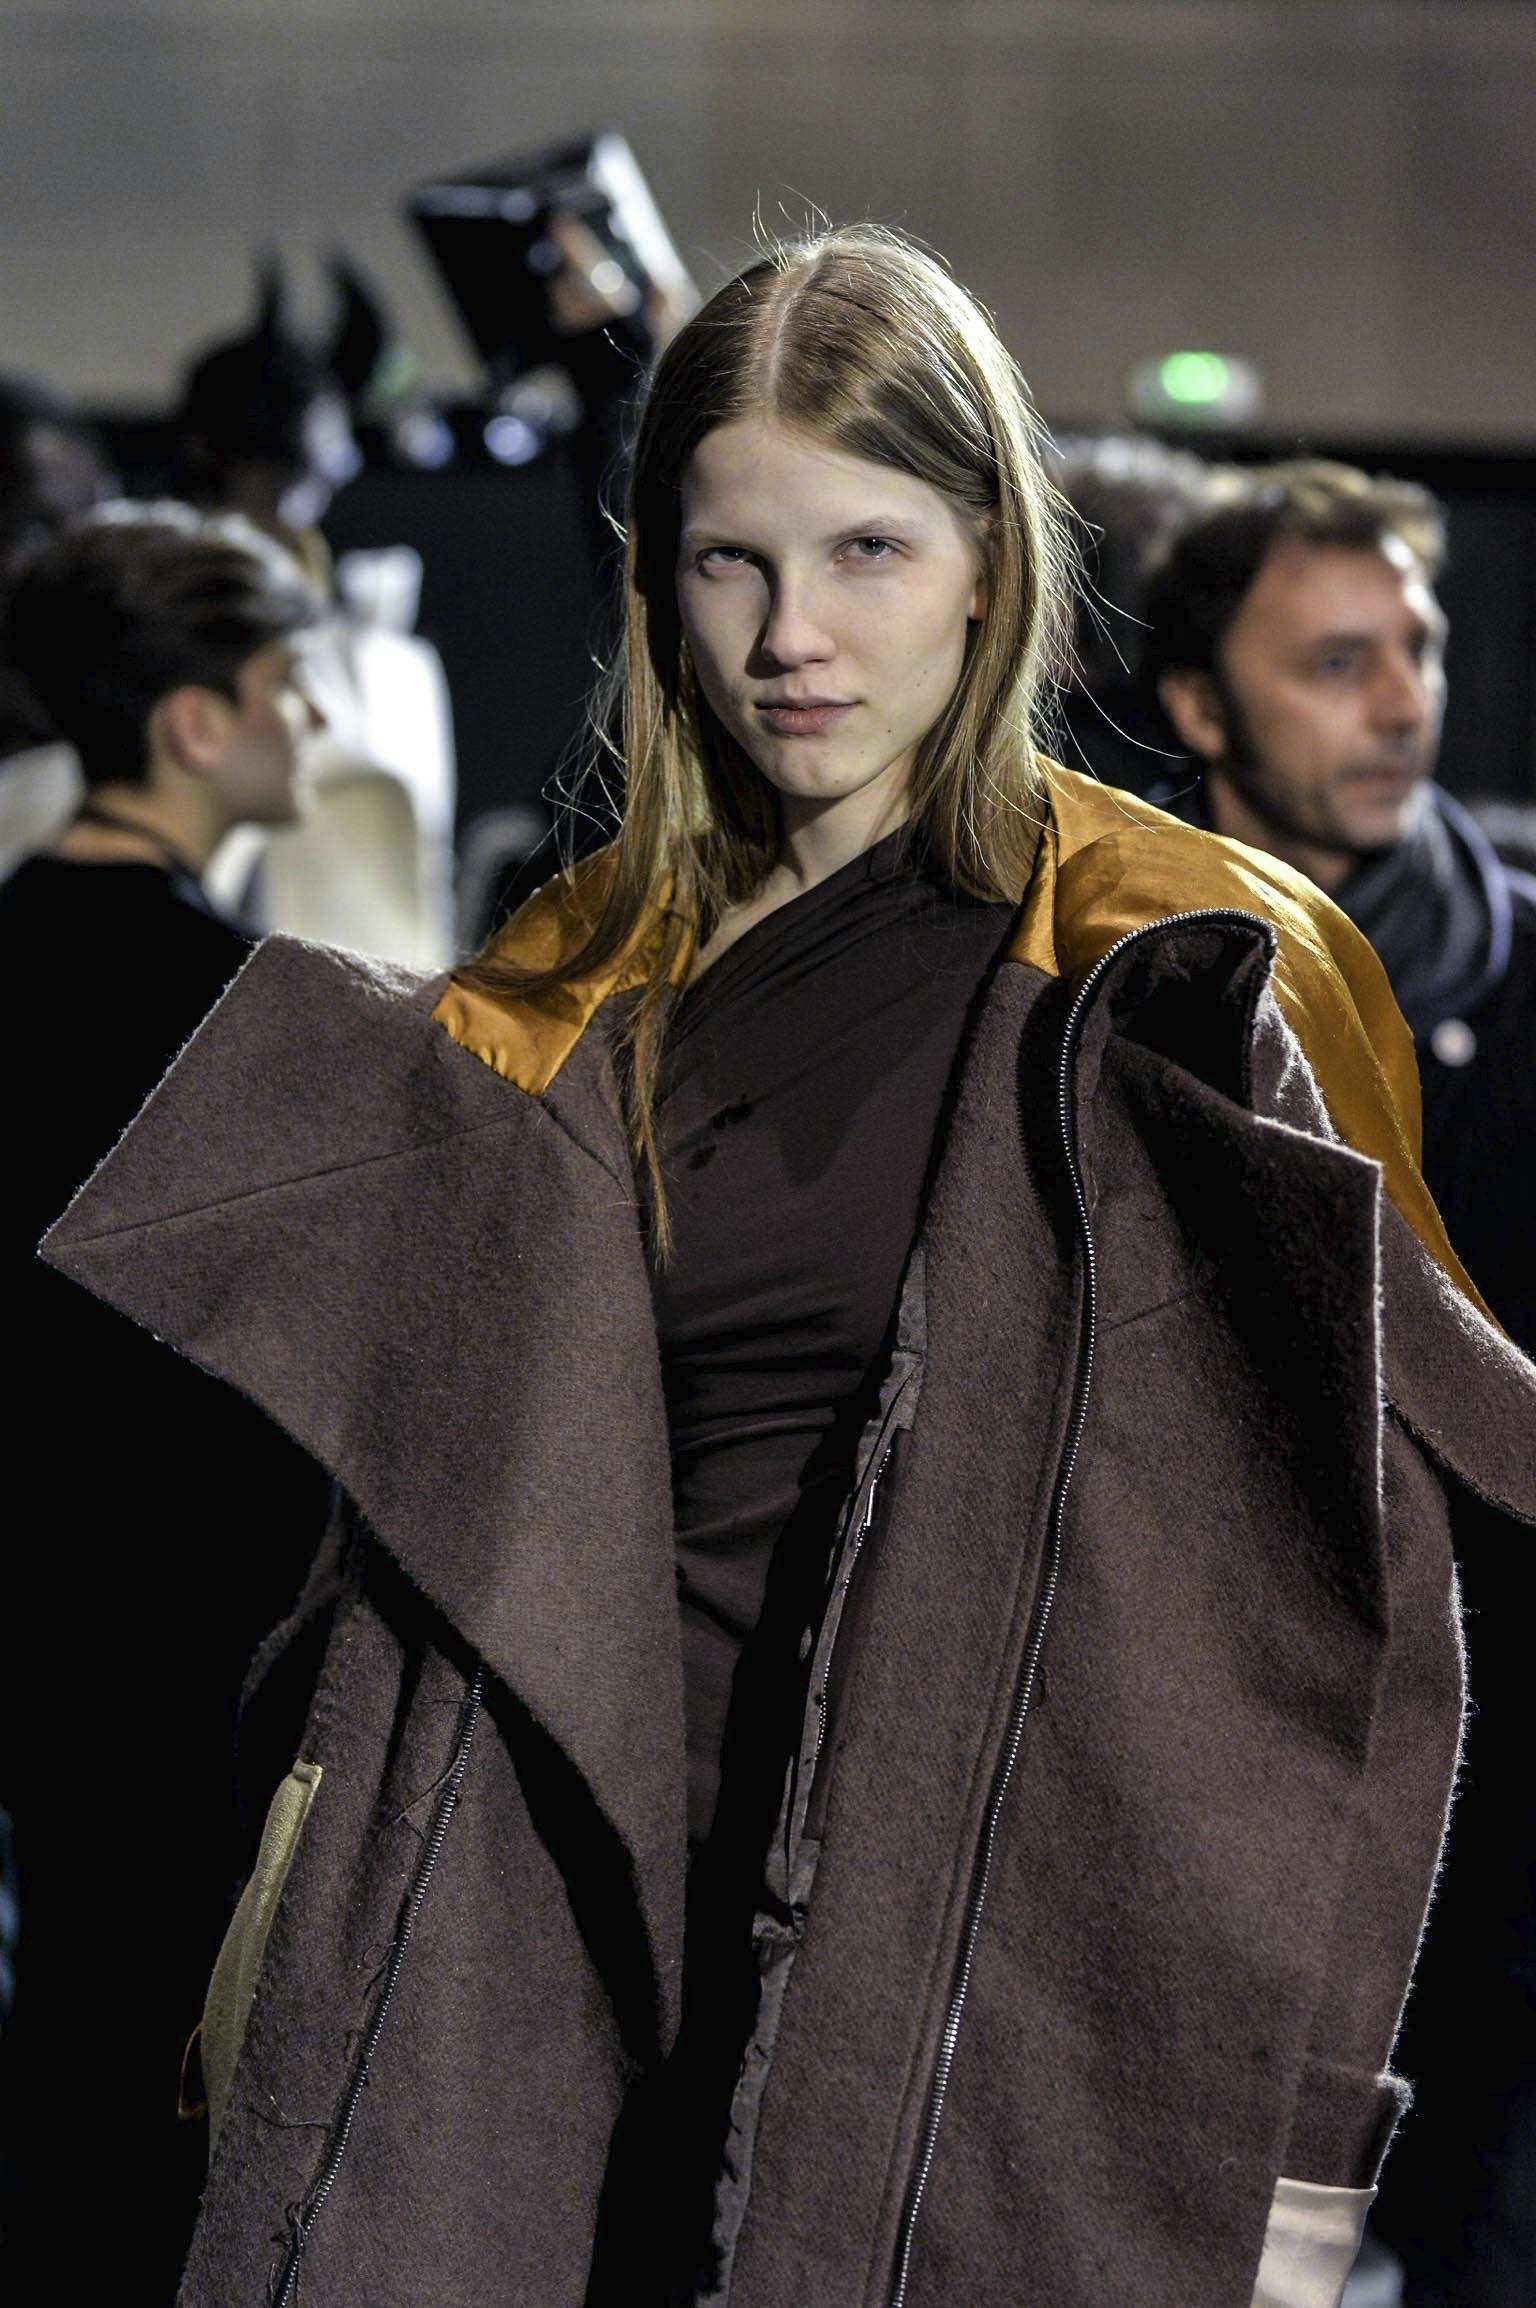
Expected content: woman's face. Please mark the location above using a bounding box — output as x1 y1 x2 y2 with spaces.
676 417 987 835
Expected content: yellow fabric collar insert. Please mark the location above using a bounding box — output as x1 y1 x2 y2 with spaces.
432 849 672 1099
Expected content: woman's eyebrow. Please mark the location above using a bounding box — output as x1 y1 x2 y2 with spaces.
825 514 925 541
679 513 927 550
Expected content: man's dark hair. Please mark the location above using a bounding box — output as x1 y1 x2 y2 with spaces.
0 500 318 789
1141 458 1447 693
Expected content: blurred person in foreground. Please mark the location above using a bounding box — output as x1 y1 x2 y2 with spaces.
1145 460 1536 2308
0 503 332 2291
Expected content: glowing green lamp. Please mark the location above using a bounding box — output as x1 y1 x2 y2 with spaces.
1127 350 1263 427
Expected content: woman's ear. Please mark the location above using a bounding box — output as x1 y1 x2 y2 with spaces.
967 514 992 622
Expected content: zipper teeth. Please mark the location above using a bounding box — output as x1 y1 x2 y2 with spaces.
887 911 1264 2307
272 1667 485 2307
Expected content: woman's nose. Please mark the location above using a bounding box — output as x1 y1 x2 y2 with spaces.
758 577 835 668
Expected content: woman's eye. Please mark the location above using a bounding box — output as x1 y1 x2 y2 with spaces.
696 546 754 573
844 535 896 562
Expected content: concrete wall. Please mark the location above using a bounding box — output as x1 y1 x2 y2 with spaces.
3 0 1533 438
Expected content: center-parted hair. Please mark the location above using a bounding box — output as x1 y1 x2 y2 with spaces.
459 226 1076 1223
622 227 1073 905
0 499 318 789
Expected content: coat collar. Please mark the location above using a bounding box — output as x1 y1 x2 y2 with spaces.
1073 911 1536 1532
433 764 1483 1319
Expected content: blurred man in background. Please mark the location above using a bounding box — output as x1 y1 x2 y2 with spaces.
1144 460 1536 2308
172 268 459 968
0 377 116 874
0 503 332 2291
0 500 322 1081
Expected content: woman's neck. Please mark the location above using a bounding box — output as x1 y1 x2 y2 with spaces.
691 787 912 983
776 775 911 893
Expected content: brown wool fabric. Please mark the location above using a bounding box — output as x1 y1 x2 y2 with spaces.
40 892 1536 2305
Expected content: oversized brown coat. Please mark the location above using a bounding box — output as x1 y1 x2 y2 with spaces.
43 771 1536 2306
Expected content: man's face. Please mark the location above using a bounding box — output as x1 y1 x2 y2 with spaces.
1176 536 1447 887
209 639 322 826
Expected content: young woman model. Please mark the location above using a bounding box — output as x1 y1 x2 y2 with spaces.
45 231 1536 2308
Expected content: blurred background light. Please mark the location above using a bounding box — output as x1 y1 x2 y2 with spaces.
1127 351 1264 428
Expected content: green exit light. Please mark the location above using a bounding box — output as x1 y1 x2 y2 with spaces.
1159 351 1232 405
1128 349 1261 426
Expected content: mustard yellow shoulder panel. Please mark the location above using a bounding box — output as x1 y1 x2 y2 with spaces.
1029 765 1487 1318
431 848 666 1098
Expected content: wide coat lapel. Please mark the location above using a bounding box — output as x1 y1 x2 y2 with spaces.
40 935 688 2025
1074 916 1389 1556
1071 903 1536 1529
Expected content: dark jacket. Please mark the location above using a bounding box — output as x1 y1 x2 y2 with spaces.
1325 798 1536 2296
1381 792 1536 1357
0 857 329 2290
41 772 1536 2308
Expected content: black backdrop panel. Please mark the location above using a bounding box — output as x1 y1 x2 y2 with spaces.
323 445 607 834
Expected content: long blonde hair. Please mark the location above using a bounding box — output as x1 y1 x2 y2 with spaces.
461 225 1075 1222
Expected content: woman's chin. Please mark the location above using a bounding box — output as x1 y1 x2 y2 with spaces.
748 753 911 811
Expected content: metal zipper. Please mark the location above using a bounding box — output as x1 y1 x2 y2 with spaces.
272 1666 486 2306
886 911 1268 2306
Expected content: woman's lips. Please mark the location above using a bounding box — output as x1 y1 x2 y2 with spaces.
756 700 854 735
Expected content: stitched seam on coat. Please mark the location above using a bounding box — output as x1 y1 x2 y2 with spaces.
431 1003 637 1184
48 1095 621 1246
